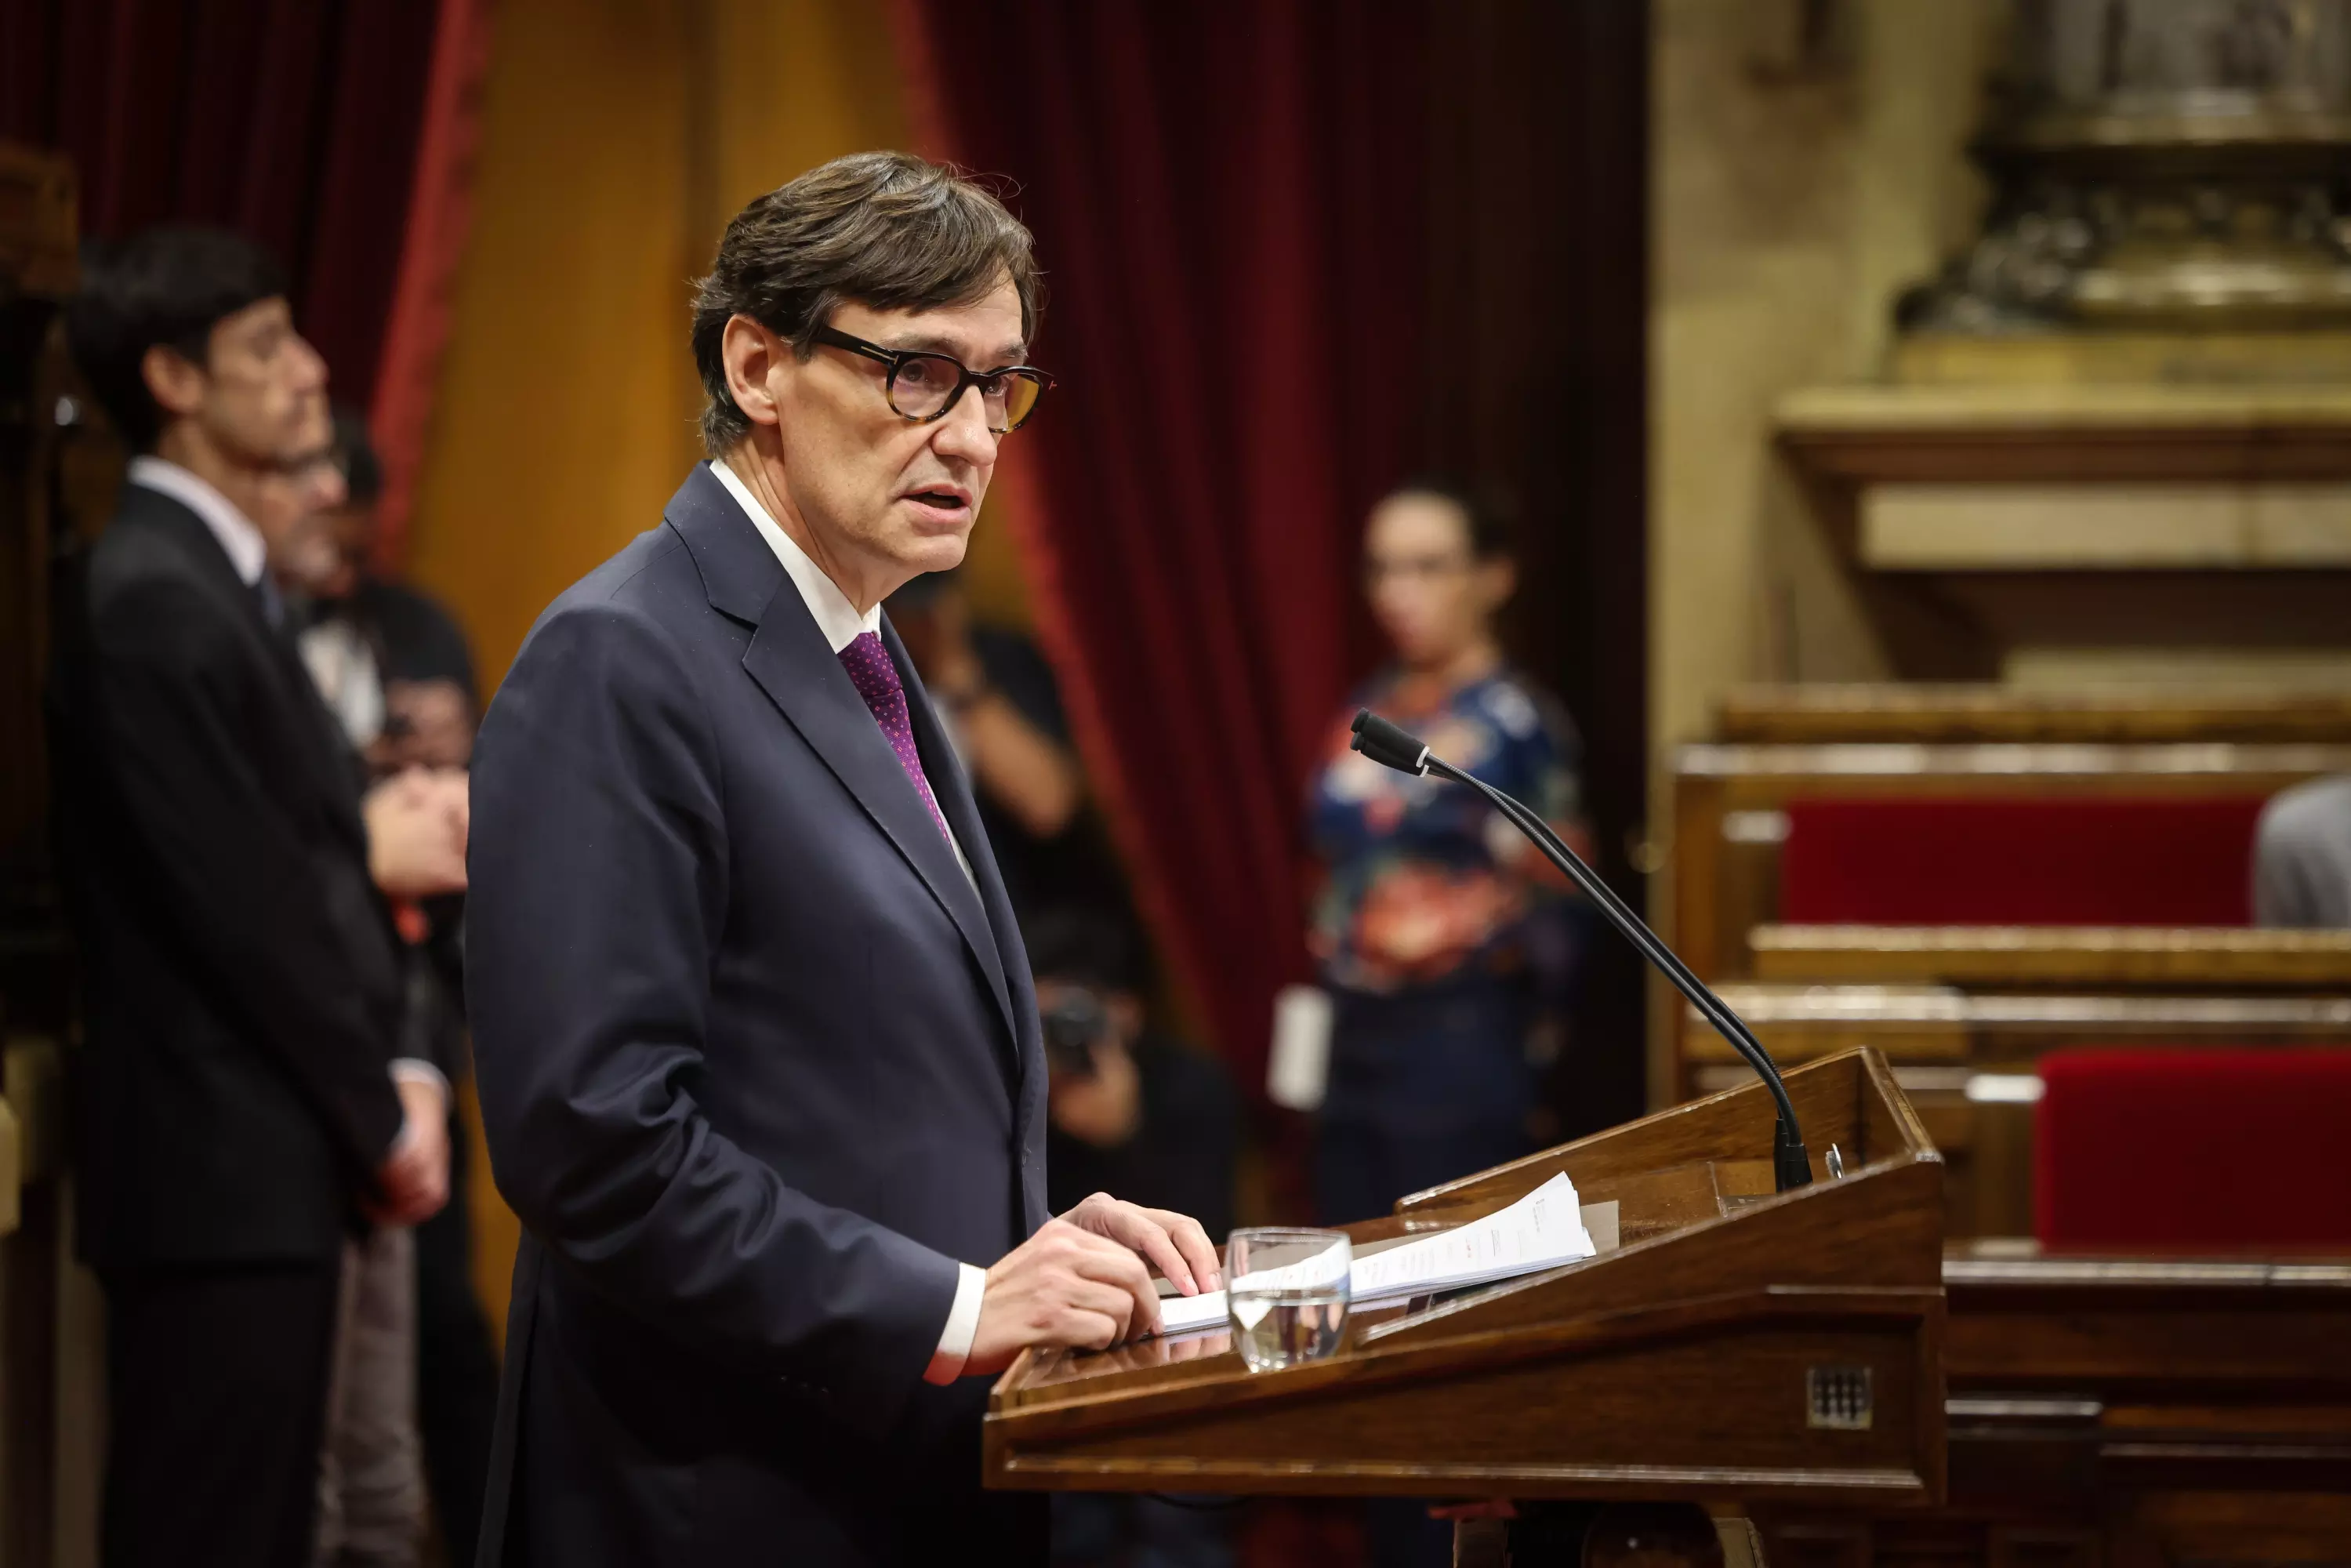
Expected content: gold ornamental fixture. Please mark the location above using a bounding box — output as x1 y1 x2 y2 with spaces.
1903 0 2351 334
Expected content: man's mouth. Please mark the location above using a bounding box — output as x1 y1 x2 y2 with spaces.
903 486 972 521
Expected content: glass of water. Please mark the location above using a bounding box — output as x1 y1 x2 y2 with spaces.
1225 1227 1350 1371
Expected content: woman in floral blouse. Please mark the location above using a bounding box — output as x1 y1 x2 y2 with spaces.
1305 480 1587 1230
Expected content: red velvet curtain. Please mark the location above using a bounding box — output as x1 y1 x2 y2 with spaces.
0 0 490 538
894 0 1425 1089
366 0 493 565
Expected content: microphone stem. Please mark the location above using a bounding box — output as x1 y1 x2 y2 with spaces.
1424 757 1812 1189
1480 784 1773 1071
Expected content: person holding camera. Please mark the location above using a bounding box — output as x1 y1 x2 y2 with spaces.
1028 907 1239 1568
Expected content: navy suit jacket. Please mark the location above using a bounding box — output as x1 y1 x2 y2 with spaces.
467 465 1050 1566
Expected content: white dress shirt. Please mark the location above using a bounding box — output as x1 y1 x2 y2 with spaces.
706 459 989 1385
299 617 387 750
126 456 448 1149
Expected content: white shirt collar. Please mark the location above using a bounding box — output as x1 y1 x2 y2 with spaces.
707 459 880 655
127 455 267 586
707 459 975 883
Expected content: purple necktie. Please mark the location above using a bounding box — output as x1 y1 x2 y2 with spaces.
837 631 952 844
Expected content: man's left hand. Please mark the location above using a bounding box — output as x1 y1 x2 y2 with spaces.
364 768 470 897
1059 1192 1222 1297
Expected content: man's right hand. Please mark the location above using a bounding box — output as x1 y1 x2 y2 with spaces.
365 768 470 897
370 1134 448 1229
368 1074 452 1228
964 1217 1164 1376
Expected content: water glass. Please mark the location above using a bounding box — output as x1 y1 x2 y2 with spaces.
1225 1227 1350 1371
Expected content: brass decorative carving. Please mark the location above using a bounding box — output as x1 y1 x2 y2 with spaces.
1903 0 2351 332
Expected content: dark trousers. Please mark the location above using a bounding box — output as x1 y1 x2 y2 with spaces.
1315 1117 1530 1229
1050 1491 1234 1568
416 1110 500 1566
1314 980 1535 1225
102 1261 343 1568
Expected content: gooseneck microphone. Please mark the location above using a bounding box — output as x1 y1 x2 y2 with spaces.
1350 709 1813 1192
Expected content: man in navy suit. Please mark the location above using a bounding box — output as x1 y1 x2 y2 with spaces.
466 152 1222 1567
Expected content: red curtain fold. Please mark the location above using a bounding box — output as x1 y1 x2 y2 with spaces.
0 0 480 477
894 0 1423 1090
367 0 494 569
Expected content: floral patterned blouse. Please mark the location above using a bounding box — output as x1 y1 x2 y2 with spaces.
1307 664 1582 995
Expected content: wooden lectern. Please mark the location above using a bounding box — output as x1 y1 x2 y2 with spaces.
985 1047 1946 1522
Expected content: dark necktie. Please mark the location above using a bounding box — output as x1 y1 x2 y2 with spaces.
837 630 952 844
252 572 286 630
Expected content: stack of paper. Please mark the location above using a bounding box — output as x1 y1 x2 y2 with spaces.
1154 1171 1596 1336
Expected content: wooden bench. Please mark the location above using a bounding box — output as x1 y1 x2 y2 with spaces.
1671 741 2351 983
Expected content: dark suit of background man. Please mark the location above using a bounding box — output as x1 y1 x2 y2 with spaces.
468 151 1221 1568
49 228 467 1568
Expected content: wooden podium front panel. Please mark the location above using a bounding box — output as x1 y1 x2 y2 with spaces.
989 1299 1936 1503
987 1051 1950 1507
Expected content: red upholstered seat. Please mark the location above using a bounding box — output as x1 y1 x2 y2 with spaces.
2035 1048 2351 1248
1779 797 2266 926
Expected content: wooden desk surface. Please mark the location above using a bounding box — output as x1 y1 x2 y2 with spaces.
1755 1243 2351 1566
1942 1240 2351 1396
997 1160 1738 1412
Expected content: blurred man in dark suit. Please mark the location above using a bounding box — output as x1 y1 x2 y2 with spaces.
467 152 1218 1568
51 227 463 1568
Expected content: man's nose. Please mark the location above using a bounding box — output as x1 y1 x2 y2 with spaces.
932 385 1001 464
292 332 329 391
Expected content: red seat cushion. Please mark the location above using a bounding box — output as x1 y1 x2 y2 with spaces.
1779 797 2265 926
2036 1048 2351 1248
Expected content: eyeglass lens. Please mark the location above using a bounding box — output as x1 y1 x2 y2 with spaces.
886 355 1046 432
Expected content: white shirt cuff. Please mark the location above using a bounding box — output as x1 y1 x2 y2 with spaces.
386 1058 450 1158
923 1262 987 1385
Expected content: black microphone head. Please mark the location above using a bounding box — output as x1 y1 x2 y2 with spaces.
1350 709 1430 775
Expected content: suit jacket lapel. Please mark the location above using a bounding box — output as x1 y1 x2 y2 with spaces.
131 493 370 853
664 467 1021 1065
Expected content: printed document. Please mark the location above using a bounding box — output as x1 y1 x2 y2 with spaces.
1155 1171 1595 1336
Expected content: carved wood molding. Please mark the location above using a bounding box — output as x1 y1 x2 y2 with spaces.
1718 684 2351 746
1750 925 2351 986
1776 385 2351 487
0 142 76 301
